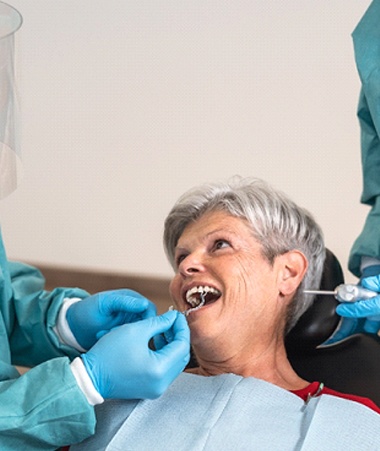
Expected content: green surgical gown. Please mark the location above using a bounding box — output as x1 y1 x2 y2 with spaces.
0 229 96 450
349 0 380 277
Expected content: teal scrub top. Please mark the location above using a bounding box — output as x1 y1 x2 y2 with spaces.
349 0 380 277
0 229 96 450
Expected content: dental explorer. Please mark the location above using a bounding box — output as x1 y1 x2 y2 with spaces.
169 292 207 316
304 283 378 303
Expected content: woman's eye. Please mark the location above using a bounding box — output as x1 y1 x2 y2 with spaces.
175 254 187 266
214 239 230 250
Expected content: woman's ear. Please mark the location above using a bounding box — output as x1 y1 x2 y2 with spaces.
277 250 308 296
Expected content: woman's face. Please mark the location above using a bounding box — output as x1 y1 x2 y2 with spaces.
169 210 288 352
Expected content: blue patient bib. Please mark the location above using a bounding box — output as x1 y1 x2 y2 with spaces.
72 373 380 451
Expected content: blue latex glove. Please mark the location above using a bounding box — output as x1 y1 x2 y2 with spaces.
336 274 380 333
67 289 157 350
322 271 380 346
81 310 190 399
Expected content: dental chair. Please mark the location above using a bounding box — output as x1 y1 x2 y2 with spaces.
286 249 380 406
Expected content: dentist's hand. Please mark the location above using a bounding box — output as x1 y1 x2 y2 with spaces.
81 310 190 399
336 274 380 334
67 289 157 350
323 272 380 346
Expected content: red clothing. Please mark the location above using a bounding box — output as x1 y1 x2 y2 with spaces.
292 381 380 414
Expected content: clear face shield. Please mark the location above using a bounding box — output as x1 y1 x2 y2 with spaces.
0 2 22 200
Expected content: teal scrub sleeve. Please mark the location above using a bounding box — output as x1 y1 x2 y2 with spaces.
349 196 380 277
5 260 90 367
0 357 96 450
0 229 89 367
349 0 380 277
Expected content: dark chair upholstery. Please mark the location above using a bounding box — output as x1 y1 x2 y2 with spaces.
286 249 380 405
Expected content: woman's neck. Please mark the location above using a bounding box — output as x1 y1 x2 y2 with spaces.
189 341 309 391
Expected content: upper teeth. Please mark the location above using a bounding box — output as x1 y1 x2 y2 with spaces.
185 286 220 307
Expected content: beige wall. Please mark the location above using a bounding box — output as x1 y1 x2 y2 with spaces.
0 0 373 283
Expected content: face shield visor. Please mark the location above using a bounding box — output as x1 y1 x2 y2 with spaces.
0 2 22 200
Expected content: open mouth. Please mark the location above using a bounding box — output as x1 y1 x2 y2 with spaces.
184 285 221 315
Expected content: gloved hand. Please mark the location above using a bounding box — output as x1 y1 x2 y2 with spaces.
66 289 157 350
336 274 380 334
322 272 380 346
81 310 190 399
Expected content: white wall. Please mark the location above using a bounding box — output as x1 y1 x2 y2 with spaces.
0 0 373 282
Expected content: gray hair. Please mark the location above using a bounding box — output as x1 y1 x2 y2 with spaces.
163 176 325 333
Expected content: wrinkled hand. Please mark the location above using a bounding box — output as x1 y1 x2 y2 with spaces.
82 310 190 399
323 274 380 346
67 289 157 350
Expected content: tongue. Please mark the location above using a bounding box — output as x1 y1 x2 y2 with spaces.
197 291 220 306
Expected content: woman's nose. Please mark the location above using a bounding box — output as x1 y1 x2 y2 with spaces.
179 251 205 276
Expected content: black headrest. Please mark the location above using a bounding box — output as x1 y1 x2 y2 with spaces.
285 248 343 355
285 250 380 403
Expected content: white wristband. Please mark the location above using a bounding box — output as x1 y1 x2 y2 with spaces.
361 256 380 272
70 357 104 406
55 298 87 352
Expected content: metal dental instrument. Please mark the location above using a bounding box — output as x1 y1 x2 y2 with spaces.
183 291 207 316
182 291 206 316
304 283 378 303
168 292 207 316
169 293 206 316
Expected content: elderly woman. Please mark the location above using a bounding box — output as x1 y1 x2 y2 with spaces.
72 177 380 451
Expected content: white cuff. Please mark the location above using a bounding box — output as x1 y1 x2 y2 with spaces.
360 256 380 271
70 357 104 406
55 298 87 352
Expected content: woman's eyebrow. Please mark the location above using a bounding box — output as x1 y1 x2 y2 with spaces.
204 228 237 238
174 246 187 254
175 227 239 252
